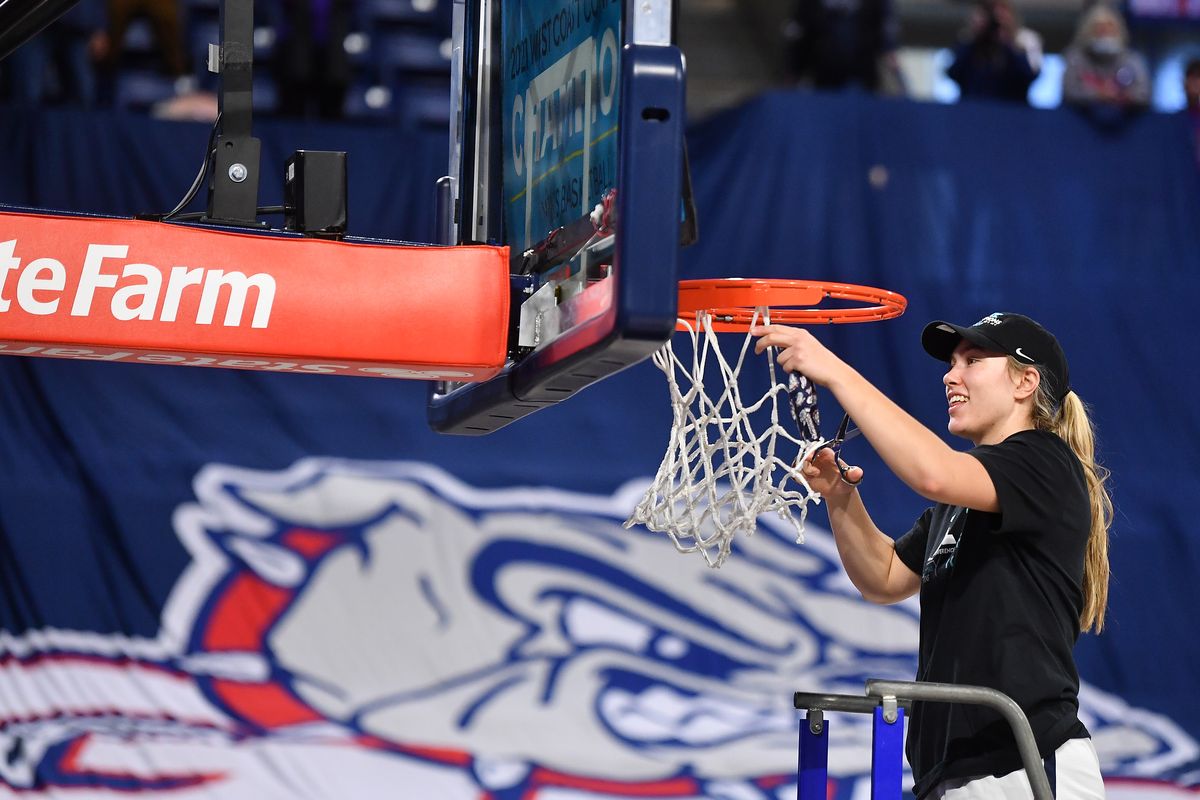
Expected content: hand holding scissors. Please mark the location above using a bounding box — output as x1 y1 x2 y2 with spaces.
802 413 865 492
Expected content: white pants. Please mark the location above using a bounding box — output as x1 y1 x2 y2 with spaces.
930 738 1105 799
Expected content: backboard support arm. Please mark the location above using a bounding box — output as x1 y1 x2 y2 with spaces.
205 0 265 227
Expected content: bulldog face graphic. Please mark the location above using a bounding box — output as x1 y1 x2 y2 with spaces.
168 459 922 795
0 459 1195 798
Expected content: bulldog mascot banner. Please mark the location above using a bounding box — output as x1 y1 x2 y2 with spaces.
0 419 1195 799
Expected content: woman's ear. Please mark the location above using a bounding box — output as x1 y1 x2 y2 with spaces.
1014 366 1041 401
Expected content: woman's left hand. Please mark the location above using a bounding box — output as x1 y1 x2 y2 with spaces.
751 325 850 387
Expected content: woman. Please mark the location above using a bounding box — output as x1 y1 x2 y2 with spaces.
1061 5 1150 112
752 313 1111 799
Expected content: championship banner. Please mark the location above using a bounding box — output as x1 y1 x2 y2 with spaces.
0 211 510 380
503 0 621 255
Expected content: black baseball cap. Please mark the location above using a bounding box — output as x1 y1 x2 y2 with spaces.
921 312 1070 402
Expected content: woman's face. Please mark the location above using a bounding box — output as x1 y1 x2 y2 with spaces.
1090 15 1120 41
942 340 1022 445
1185 71 1200 107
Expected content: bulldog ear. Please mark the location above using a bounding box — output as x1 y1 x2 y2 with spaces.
224 536 307 587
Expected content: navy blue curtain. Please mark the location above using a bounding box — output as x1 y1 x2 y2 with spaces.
683 91 1200 734
0 107 447 241
0 93 1197 795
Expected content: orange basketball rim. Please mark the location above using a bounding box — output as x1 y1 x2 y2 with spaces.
677 278 907 332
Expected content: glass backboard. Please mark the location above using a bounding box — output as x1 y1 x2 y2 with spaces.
427 0 687 434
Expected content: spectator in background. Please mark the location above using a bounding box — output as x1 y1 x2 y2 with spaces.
5 0 108 106
1185 58 1200 165
1061 5 1149 113
269 0 353 119
101 0 190 83
947 0 1040 104
1186 58 1200 111
784 0 904 94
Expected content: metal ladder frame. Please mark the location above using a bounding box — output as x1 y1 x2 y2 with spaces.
794 680 1054 800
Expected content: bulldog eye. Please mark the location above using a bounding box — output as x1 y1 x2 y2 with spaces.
562 598 654 651
653 634 689 660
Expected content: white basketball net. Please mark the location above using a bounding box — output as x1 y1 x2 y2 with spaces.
624 309 823 567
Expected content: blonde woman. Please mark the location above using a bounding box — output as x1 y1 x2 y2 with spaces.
752 313 1111 799
1062 4 1150 109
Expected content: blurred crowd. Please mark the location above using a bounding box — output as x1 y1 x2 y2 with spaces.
1 0 1198 127
0 0 451 124
784 0 1197 119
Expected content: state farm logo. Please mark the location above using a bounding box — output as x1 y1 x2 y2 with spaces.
0 240 275 329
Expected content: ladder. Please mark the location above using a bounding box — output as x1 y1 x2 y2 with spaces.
794 680 1053 800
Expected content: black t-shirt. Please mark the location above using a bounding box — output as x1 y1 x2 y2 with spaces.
894 429 1091 798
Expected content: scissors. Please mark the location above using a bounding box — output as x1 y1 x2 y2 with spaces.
810 413 863 486
785 374 863 487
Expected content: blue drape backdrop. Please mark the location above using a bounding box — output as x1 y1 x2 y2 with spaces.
0 93 1197 797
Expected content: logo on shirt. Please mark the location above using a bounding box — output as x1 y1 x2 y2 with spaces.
933 530 957 556
923 509 965 583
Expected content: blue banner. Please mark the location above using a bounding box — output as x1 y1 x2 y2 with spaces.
0 94 1198 798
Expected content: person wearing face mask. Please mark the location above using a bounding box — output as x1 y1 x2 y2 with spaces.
1062 4 1150 111
751 313 1111 798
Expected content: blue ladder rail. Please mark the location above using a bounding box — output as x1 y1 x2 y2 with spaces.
794 680 1053 800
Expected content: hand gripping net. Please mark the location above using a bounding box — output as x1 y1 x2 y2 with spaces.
624 309 824 567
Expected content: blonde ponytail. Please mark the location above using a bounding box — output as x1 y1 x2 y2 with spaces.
1011 358 1113 633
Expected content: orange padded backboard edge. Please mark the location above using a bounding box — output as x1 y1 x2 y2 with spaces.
0 212 510 380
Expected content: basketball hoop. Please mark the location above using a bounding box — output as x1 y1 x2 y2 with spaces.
625 278 907 568
677 278 907 331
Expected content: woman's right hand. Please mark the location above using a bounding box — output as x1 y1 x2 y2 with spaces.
800 447 864 498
